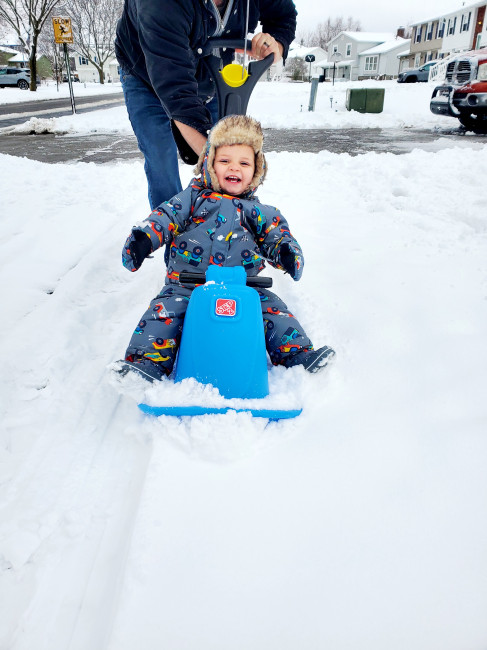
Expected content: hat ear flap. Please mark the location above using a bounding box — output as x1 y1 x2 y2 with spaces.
193 141 222 191
251 151 266 190
193 150 204 177
206 145 221 192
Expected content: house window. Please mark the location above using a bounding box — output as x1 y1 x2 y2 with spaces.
426 22 433 40
346 43 351 56
414 53 421 67
415 26 422 43
79 56 89 65
448 17 457 35
438 19 446 38
461 12 471 32
364 55 378 72
333 45 338 54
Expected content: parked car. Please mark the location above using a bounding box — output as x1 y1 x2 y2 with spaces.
0 67 40 89
397 60 439 83
430 48 487 134
62 72 80 82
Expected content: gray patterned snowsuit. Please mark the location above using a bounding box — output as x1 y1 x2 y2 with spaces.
124 178 313 375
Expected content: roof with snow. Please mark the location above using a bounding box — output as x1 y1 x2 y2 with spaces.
0 45 21 56
330 31 396 44
320 59 357 68
287 45 327 59
7 52 30 62
6 52 45 62
361 38 411 55
411 0 485 26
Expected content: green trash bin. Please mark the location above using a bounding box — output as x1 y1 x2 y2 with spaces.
365 88 385 113
346 88 367 113
346 88 385 113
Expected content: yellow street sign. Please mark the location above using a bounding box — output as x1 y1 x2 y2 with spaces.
52 17 73 44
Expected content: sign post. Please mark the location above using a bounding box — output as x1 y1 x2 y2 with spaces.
330 52 342 86
304 53 315 82
52 17 76 114
308 78 319 112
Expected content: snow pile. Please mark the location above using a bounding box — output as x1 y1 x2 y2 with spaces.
1 104 487 648
109 360 307 411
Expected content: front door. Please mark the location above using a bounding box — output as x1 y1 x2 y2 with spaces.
472 6 486 49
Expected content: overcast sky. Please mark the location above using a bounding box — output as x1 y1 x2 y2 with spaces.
294 0 464 36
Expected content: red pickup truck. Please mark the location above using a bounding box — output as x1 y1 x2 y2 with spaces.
430 47 487 133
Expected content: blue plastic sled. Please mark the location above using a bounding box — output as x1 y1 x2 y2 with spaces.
138 266 302 420
138 404 302 420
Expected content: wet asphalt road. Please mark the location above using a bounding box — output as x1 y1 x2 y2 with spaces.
0 91 126 127
0 92 485 162
0 126 485 164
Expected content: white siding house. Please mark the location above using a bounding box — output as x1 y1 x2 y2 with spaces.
407 1 487 68
71 51 119 83
438 2 487 52
320 32 407 81
358 38 411 78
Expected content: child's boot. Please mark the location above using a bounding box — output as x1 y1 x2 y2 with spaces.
117 357 166 382
285 345 335 374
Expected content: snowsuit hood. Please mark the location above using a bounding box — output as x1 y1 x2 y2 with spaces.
194 115 267 198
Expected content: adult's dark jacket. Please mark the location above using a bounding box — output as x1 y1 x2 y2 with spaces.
115 0 297 136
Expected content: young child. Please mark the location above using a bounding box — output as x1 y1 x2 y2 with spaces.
120 115 334 382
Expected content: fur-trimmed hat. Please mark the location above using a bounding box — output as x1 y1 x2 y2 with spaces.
194 115 267 195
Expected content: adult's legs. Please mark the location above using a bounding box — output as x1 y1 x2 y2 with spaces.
120 70 182 209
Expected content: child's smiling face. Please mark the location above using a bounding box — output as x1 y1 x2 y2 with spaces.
213 144 255 196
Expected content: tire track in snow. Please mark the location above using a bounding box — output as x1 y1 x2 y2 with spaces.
0 215 159 649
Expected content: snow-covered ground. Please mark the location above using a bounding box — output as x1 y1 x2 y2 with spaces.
1 81 487 650
3 78 456 134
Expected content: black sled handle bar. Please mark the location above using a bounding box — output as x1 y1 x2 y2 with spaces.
179 270 272 288
201 38 254 56
201 38 274 121
173 38 273 164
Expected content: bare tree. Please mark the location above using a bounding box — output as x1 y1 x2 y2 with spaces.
0 11 10 38
0 0 63 90
65 0 122 84
286 56 306 81
298 16 362 50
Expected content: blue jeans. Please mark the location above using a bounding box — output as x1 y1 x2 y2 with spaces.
120 70 218 209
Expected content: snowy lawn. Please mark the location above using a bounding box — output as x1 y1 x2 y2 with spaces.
0 81 486 650
0 79 123 105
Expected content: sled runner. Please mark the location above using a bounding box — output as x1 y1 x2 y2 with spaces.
137 266 302 420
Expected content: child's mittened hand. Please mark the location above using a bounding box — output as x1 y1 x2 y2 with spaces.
122 228 153 272
279 243 303 281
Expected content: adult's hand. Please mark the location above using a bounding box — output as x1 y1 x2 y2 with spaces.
251 33 283 63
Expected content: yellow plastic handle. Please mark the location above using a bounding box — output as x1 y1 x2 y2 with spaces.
220 63 249 88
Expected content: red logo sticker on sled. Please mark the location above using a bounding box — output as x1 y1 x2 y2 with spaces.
215 298 237 317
